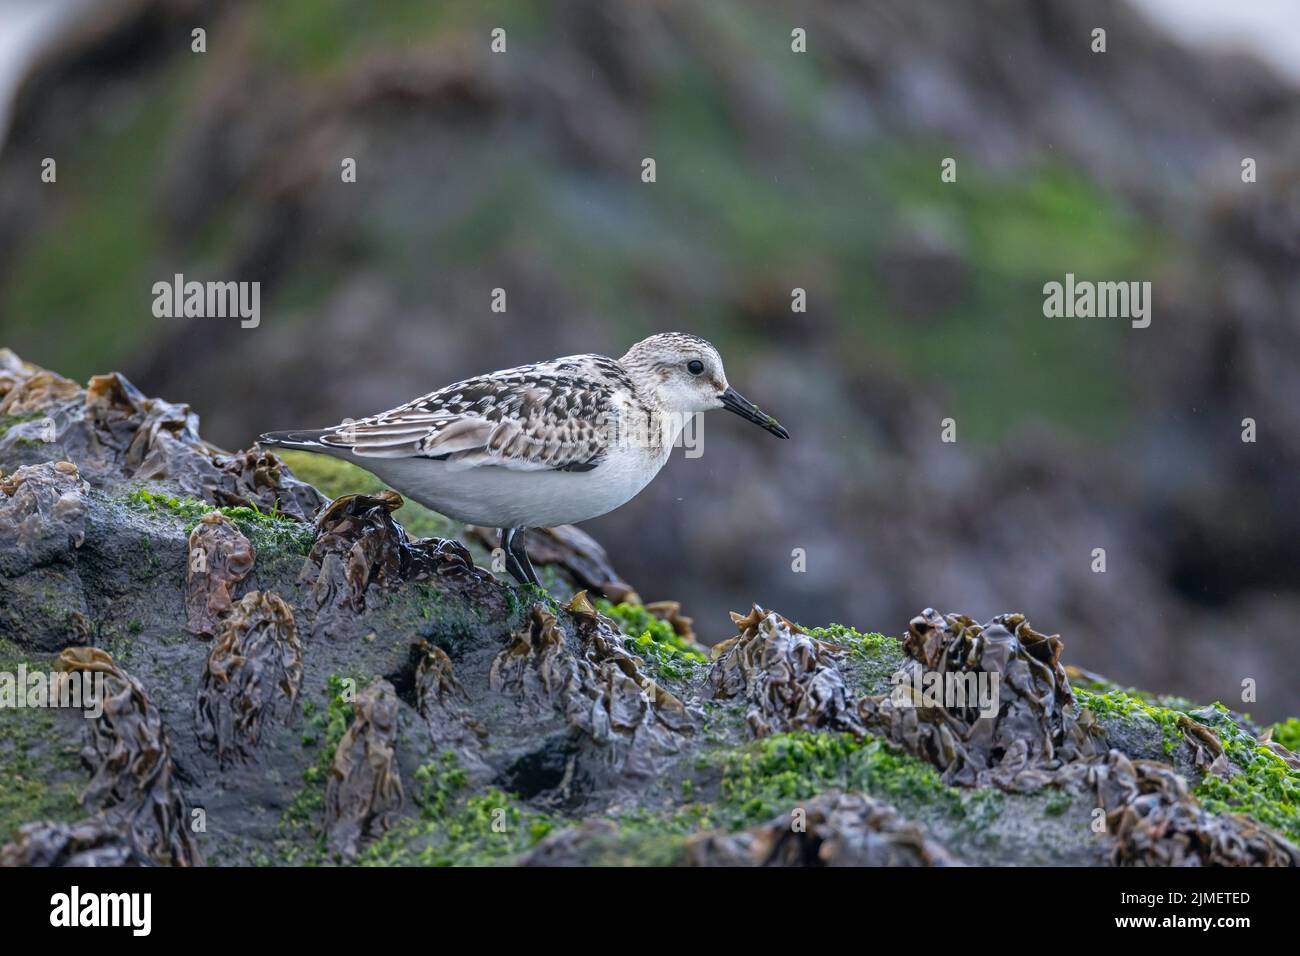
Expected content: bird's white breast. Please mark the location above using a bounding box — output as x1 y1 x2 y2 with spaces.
357 439 673 528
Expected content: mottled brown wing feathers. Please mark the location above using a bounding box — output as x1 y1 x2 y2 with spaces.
317 363 616 472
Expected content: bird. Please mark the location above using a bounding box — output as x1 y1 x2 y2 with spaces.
259 332 788 586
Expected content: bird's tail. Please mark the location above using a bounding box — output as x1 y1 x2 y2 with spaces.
259 429 332 449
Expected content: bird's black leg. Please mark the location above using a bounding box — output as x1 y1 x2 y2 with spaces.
502 526 540 586
502 546 527 585
499 527 526 584
512 528 541 587
500 527 540 587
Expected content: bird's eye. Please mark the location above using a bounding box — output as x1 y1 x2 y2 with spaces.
687 360 704 375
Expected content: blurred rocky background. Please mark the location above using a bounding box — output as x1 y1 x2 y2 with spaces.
1 0 1298 719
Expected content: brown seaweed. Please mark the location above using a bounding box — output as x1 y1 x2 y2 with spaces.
489 598 694 779
856 608 1097 790
323 679 405 861
1178 713 1232 776
706 605 864 738
206 446 324 521
184 512 255 636
1063 749 1300 866
0 356 323 519
686 791 960 867
195 591 303 765
0 368 79 416
0 819 150 867
412 640 490 772
0 460 87 577
52 647 202 866
300 491 482 637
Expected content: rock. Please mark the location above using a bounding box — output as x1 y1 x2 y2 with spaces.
0 819 150 867
2 353 1297 868
0 355 324 520
0 461 93 650
516 819 622 866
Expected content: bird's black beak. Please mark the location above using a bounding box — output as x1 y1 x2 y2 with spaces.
720 387 789 439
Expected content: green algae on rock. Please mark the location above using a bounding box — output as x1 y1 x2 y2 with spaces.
127 488 315 558
596 598 708 683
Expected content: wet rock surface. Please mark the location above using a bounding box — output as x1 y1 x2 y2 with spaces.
0 818 150 867
0 351 324 519
1 355 1298 867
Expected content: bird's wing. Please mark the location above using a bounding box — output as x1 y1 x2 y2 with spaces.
315 362 620 473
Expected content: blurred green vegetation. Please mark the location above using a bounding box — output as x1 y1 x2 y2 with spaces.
4 71 192 375
255 0 547 74
1 0 1175 447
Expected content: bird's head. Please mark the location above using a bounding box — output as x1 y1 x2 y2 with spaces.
619 332 789 439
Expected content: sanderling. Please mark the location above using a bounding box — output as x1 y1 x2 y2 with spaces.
260 332 788 585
